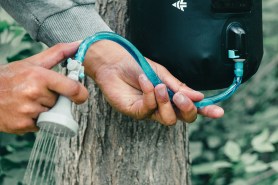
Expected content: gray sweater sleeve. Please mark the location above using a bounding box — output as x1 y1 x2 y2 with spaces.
0 0 111 46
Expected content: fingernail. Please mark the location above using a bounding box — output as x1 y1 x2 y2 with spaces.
192 90 204 97
175 93 186 104
157 85 167 97
181 89 204 98
139 74 149 86
139 74 148 81
214 108 224 116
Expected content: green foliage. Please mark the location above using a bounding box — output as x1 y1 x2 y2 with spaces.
0 133 36 185
0 8 44 65
224 141 241 162
0 7 44 185
191 1 278 184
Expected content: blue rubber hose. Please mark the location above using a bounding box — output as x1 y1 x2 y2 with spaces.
74 32 244 108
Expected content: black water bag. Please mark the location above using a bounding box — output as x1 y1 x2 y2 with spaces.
128 0 263 90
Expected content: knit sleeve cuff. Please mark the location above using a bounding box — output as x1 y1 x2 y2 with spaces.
37 4 112 47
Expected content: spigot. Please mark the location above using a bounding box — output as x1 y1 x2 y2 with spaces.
227 23 247 59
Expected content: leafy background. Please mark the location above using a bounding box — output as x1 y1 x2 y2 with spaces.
0 1 278 184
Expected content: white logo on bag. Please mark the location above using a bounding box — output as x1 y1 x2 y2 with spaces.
172 0 187 12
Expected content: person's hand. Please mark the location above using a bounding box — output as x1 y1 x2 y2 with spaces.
84 40 224 125
0 42 88 134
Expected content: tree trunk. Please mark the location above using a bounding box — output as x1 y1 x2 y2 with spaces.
57 1 190 185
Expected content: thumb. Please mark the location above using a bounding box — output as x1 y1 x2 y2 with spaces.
23 41 82 69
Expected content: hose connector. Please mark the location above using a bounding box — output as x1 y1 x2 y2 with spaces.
67 58 85 80
233 59 245 77
229 49 245 78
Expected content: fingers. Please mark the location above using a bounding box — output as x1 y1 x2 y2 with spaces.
15 119 39 134
19 102 48 119
10 105 47 134
41 69 89 104
24 41 81 69
37 89 58 108
137 74 157 117
138 76 198 124
163 74 204 102
147 60 204 102
198 105 224 119
151 84 177 125
173 92 198 123
146 60 225 122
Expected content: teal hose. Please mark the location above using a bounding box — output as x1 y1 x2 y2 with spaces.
75 32 243 108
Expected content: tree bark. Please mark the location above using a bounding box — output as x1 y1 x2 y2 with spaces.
57 1 190 185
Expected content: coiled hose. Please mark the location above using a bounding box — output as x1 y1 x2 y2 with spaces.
74 32 244 108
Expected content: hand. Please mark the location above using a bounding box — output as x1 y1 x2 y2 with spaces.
84 40 224 125
0 42 88 134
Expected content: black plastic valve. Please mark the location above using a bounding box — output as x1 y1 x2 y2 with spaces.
227 23 247 59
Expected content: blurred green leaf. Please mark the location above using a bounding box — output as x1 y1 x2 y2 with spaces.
251 129 275 153
254 142 275 153
269 161 278 172
245 161 269 173
273 178 278 185
212 161 232 169
240 153 258 166
252 129 269 145
0 21 9 32
0 133 29 148
3 149 31 163
269 130 278 143
192 163 216 175
0 157 21 171
224 141 241 162
193 161 232 175
0 159 3 174
1 176 20 185
0 30 32 64
0 133 17 146
229 179 248 185
190 142 203 161
207 136 221 149
6 145 15 153
3 168 25 182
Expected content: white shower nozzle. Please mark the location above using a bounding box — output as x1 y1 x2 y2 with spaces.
37 59 84 137
37 112 78 137
37 96 79 137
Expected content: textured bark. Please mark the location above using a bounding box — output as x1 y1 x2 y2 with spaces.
57 1 190 185
95 0 129 35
